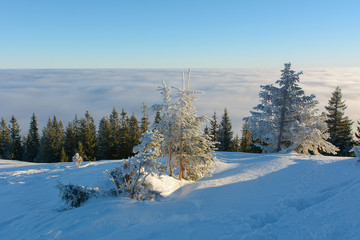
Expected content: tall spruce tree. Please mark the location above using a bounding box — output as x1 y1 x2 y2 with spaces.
38 116 65 162
325 87 353 155
218 108 234 151
97 116 111 160
9 115 23 160
140 103 150 134
209 112 219 145
108 108 122 159
0 117 11 159
73 114 82 148
80 111 98 161
245 63 337 154
23 113 40 162
64 122 75 162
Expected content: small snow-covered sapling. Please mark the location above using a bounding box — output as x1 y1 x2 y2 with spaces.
350 146 360 162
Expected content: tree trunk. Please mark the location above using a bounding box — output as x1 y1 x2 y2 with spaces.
277 109 285 152
169 143 173 176
179 158 184 180
179 125 184 180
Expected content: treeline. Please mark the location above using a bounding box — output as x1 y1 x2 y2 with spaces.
203 109 259 153
1 69 360 161
0 103 152 162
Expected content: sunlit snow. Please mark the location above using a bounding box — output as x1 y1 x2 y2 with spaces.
1 152 359 239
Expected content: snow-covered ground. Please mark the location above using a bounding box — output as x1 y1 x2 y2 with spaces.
1 152 359 239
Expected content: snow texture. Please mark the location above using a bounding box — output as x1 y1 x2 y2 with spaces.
0 152 360 239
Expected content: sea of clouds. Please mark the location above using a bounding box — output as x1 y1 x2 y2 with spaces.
0 68 359 136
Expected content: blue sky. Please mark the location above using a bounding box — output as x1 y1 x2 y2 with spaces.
1 0 360 68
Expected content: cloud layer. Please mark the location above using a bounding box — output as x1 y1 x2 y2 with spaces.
1 68 359 136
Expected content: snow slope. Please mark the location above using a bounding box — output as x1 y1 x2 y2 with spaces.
1 152 359 240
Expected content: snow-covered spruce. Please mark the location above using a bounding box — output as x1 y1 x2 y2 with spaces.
152 70 216 180
245 63 338 154
107 130 165 200
56 181 99 208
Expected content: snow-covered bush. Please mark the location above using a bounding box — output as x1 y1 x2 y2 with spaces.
350 146 360 162
56 181 99 208
106 130 165 200
72 153 83 168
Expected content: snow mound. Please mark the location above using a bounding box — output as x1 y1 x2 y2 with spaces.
147 174 191 197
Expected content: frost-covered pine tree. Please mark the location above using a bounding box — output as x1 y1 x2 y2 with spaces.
153 70 216 180
152 81 178 176
170 70 216 180
245 63 337 154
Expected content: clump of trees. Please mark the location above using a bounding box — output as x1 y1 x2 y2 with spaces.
243 63 358 155
58 71 217 205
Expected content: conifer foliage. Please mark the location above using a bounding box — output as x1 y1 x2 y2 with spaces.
325 87 353 155
23 113 40 161
239 122 252 152
0 118 10 159
38 116 65 162
245 63 337 154
9 115 23 160
355 121 360 145
218 108 234 151
80 111 98 161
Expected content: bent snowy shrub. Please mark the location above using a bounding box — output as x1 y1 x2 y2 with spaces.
57 181 99 208
72 153 83 168
106 159 161 201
